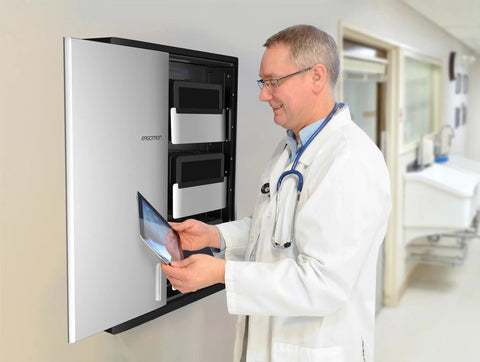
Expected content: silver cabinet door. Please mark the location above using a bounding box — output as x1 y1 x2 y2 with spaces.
64 38 169 342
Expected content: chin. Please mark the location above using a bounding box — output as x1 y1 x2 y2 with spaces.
273 116 288 129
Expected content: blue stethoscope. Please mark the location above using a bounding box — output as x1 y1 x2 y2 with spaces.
272 102 340 248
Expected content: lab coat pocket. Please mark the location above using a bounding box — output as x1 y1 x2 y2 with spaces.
271 342 345 362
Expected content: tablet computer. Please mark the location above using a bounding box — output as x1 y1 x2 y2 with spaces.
137 191 183 264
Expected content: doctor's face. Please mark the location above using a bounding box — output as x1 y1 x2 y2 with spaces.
258 43 314 135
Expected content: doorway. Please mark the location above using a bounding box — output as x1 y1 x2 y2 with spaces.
341 38 388 314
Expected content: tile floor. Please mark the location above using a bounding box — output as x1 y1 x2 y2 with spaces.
375 237 480 361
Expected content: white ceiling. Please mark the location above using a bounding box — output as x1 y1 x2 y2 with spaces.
402 0 480 54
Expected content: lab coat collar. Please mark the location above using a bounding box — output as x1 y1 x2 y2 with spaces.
270 104 351 195
296 104 351 168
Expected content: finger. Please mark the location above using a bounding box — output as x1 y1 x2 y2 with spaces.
167 276 183 288
170 257 195 268
168 221 183 231
160 263 171 277
161 263 181 278
161 262 190 281
161 269 188 292
169 219 195 231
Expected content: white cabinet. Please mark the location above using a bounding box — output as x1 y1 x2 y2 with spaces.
64 37 238 343
64 38 169 342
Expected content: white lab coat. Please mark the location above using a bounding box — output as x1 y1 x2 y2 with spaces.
217 106 391 362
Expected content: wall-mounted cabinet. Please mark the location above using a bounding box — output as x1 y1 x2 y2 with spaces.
64 37 237 343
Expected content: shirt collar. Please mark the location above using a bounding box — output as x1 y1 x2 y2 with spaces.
285 104 346 163
286 117 326 149
285 118 326 164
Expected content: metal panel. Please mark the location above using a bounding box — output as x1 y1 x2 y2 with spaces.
172 179 227 219
64 37 169 342
170 108 226 144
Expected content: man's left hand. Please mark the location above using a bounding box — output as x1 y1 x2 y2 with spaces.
161 254 226 293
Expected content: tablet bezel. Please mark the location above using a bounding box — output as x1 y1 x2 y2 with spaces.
137 191 183 264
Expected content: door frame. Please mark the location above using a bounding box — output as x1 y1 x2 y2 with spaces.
338 22 401 307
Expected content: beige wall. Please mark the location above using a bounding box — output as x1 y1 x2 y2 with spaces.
467 61 480 160
1 1 477 361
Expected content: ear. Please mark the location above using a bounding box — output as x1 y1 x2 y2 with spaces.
311 63 328 93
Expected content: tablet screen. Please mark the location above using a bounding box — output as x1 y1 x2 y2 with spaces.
137 192 183 264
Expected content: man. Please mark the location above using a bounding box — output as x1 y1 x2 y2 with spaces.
162 25 391 362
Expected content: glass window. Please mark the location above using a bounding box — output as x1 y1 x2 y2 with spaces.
403 56 441 144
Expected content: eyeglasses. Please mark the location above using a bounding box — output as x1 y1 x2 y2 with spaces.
257 67 312 90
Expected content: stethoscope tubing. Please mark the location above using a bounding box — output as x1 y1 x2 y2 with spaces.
271 102 340 249
276 102 339 193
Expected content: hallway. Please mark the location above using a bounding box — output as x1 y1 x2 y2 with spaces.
375 238 480 361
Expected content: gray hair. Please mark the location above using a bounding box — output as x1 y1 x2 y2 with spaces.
263 24 339 87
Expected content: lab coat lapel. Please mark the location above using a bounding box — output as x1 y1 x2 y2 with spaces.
244 141 291 261
297 105 351 168
269 145 292 197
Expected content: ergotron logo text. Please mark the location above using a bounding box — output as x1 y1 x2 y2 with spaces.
141 135 163 141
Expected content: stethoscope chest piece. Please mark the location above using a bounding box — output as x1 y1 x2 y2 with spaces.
261 183 270 195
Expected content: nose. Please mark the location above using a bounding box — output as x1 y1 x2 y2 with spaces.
259 86 272 102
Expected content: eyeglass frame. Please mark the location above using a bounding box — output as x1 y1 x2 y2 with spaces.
257 67 312 90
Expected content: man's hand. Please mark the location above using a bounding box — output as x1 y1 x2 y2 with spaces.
161 254 226 293
170 219 221 251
